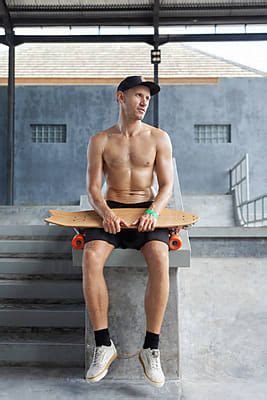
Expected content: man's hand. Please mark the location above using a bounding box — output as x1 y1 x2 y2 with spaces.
102 210 129 234
132 213 158 232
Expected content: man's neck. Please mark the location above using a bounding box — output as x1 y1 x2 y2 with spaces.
116 120 143 138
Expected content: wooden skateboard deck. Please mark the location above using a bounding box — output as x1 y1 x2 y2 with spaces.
44 208 199 251
44 208 199 229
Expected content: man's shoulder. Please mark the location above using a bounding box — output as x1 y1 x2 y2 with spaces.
150 126 170 141
89 130 109 145
149 126 172 153
141 122 168 137
91 125 116 140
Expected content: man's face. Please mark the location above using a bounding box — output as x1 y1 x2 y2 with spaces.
118 85 151 120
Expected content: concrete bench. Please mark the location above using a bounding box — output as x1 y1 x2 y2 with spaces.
73 158 191 381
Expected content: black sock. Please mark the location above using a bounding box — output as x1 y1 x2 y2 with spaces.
94 328 111 347
143 331 160 350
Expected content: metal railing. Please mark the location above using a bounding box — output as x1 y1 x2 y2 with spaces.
229 153 267 227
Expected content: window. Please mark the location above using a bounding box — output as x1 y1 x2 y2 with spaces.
31 124 66 143
194 124 231 143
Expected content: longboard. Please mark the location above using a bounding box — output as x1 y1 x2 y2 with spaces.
44 208 199 251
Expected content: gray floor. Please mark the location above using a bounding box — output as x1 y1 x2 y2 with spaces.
0 367 266 400
0 367 181 400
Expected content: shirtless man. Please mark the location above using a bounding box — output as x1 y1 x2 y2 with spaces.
83 76 173 388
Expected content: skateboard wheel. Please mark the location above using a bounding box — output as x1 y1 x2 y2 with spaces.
169 234 182 251
72 234 85 250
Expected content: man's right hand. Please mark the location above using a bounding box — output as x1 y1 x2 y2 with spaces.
102 210 129 234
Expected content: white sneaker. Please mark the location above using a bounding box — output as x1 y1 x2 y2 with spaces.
139 348 165 388
86 339 117 383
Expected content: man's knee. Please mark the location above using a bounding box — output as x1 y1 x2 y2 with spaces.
82 241 113 271
141 241 169 265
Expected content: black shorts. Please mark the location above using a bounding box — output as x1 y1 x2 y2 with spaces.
83 200 169 250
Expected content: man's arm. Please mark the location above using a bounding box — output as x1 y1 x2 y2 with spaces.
86 134 129 232
149 130 173 215
86 134 110 218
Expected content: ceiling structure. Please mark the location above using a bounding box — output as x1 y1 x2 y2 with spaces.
1 1 267 30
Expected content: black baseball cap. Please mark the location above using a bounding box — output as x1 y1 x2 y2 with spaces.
117 75 160 96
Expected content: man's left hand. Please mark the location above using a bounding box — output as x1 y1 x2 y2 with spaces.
132 213 158 232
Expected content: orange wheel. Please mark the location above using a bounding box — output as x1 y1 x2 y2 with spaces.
72 234 85 250
169 234 182 251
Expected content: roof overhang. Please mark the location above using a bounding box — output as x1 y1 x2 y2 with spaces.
1 1 267 28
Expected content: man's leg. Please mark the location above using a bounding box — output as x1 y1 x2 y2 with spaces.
141 240 170 334
82 240 115 331
82 240 117 383
139 240 169 388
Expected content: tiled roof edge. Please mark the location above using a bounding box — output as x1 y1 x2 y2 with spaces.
181 43 267 77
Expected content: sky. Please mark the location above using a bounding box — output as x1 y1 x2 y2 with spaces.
1 25 267 73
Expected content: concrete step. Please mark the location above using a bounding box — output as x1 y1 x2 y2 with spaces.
0 227 73 259
0 258 81 275
0 225 72 239
182 195 235 227
0 280 83 300
0 206 80 225
0 303 85 327
0 240 72 258
189 227 267 257
0 329 84 367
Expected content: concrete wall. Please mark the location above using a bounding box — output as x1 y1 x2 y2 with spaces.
0 78 266 205
161 78 267 199
179 257 267 399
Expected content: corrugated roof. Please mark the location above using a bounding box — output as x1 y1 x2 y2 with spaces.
0 42 264 80
2 1 267 27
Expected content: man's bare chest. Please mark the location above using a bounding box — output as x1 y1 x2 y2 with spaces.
103 138 156 169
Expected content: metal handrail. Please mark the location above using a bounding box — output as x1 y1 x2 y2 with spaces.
229 153 267 227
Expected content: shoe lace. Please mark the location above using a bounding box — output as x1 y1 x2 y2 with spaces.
151 349 161 369
92 347 105 366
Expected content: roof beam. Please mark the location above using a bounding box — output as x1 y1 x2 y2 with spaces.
5 15 267 27
1 32 267 46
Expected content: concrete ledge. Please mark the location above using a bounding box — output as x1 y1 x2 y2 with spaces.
1 225 266 238
190 227 267 237
85 268 180 380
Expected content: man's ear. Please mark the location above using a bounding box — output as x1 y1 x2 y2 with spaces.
117 91 125 105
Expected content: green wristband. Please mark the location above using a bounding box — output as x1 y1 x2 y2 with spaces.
144 209 159 219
